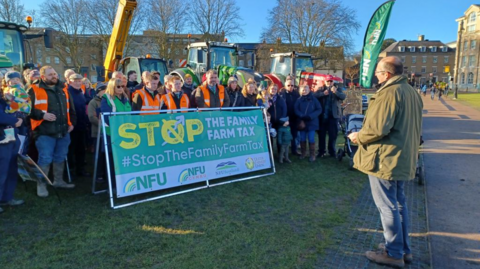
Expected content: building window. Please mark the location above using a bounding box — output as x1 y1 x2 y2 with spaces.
469 12 477 23
433 56 437 63
398 46 405 52
462 56 467 67
444 56 449 63
54 57 60 64
411 66 416 73
422 56 427 63
461 73 465 84
401 56 405 63
420 46 426 52
469 55 476 67
442 77 448 82
409 46 415 52
441 46 448 52
431 46 437 52
412 56 416 63
468 25 476 32
45 57 51 64
468 72 474 84
175 49 180 55
464 41 468 51
472 40 477 50
433 66 437 73
66 57 72 64
421 66 426 73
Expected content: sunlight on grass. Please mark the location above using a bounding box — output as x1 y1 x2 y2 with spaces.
452 93 480 109
141 224 204 235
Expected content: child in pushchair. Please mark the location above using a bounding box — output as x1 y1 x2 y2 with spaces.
337 113 364 169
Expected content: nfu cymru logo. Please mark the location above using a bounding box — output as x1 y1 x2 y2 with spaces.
123 172 167 193
178 166 207 184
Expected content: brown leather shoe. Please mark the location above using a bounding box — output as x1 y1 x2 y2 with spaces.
378 243 413 264
366 249 404 268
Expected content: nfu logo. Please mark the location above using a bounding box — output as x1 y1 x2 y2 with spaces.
178 166 207 183
124 172 167 193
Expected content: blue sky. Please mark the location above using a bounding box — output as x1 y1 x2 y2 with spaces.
20 0 472 52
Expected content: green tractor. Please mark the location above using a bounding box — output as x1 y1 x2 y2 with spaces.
170 41 263 88
0 19 53 76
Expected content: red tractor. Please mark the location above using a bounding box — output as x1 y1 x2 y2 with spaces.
264 51 342 90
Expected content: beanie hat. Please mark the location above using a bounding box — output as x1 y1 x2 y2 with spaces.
5 71 21 84
95 82 107 93
227 76 237 85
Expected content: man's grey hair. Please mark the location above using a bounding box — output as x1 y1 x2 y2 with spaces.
206 69 218 76
381 56 403 75
64 69 75 78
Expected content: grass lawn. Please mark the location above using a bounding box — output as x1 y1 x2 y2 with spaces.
449 92 480 110
1 140 366 269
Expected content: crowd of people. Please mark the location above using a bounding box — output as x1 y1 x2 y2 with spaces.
0 65 346 213
1 55 425 268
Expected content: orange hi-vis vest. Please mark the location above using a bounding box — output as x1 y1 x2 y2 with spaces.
161 92 190 112
137 88 161 114
199 84 225 107
30 84 72 130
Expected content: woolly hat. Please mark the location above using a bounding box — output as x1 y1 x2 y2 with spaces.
4 71 21 84
95 82 107 93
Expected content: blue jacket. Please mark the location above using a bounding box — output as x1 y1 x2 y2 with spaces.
68 85 88 130
294 93 322 131
0 99 18 141
279 88 300 122
267 94 287 129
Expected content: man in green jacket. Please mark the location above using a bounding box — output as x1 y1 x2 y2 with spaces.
348 56 423 268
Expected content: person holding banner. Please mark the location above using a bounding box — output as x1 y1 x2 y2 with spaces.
132 74 161 114
348 56 422 268
28 66 77 197
159 76 190 112
0 92 23 212
195 70 230 108
101 78 132 187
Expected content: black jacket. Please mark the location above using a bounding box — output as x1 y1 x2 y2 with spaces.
28 80 77 138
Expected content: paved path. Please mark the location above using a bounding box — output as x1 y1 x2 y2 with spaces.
423 95 480 268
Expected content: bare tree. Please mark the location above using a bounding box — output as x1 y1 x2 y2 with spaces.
39 0 99 72
84 0 146 55
0 0 25 24
261 0 360 54
188 0 244 39
146 0 188 60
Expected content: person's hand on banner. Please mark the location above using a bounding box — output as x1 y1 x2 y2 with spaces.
68 125 74 133
15 118 23 127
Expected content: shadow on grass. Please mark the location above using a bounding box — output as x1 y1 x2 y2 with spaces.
1 139 366 269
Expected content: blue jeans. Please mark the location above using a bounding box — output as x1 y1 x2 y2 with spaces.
0 138 20 202
369 175 411 259
35 134 71 166
299 130 315 143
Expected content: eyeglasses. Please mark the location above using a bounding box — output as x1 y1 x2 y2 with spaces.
116 85 126 88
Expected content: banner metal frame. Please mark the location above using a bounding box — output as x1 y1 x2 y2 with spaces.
92 106 276 209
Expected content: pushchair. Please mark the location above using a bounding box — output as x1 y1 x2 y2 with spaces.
337 114 364 169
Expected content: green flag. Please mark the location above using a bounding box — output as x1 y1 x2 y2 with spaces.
360 0 395 88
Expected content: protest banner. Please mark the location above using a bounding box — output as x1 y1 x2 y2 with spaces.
107 108 273 201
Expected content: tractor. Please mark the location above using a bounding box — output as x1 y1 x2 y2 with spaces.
170 41 263 88
265 51 342 90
